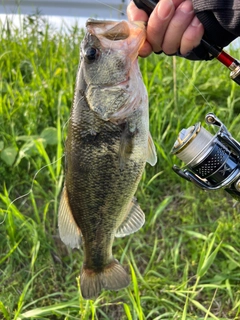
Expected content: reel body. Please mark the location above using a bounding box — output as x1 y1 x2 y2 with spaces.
172 113 240 200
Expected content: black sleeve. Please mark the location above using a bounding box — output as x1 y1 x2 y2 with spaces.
193 0 240 47
173 0 240 60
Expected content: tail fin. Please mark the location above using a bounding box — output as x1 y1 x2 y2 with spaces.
80 259 130 299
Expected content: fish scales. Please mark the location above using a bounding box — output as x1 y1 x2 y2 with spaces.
58 19 157 299
66 110 144 263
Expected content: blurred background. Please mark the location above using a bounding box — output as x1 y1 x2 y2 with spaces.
0 0 128 30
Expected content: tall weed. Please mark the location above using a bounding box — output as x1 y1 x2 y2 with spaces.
1 15 240 319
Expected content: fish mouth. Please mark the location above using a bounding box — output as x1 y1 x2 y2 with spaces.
85 19 146 60
86 19 131 41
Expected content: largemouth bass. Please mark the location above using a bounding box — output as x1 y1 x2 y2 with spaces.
58 18 157 300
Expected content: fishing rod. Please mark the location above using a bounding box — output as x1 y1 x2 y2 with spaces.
133 0 240 85
133 0 240 200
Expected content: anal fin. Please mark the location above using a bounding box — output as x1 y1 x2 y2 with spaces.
115 198 145 238
58 186 81 249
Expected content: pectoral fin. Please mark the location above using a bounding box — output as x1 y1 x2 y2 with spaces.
118 122 135 170
115 198 145 237
147 132 157 166
58 186 81 249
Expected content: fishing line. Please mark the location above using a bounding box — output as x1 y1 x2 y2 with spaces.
61 102 72 132
94 0 126 17
0 155 65 225
1 96 85 225
178 63 212 107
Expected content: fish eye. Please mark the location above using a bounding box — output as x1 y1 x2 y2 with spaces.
85 47 99 62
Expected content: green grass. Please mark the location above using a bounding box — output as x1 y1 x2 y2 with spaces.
1 14 240 319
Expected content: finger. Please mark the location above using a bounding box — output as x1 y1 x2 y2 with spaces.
127 1 152 56
172 0 188 9
138 41 153 57
180 17 204 55
146 0 175 53
127 0 184 20
161 0 195 54
127 0 149 22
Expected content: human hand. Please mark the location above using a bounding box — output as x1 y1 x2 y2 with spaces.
127 0 204 57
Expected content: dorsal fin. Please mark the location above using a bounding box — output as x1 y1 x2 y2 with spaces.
115 198 145 238
58 186 81 249
147 132 157 166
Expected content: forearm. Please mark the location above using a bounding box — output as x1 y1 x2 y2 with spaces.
127 0 240 60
